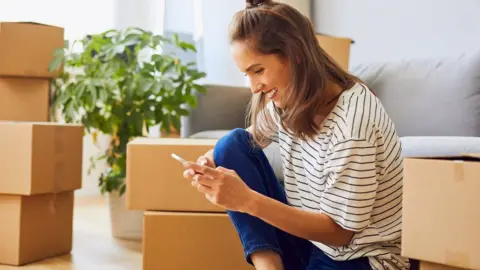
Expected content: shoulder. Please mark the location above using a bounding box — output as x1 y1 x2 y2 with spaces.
330 83 386 145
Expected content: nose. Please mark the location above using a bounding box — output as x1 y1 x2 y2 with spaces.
251 82 266 94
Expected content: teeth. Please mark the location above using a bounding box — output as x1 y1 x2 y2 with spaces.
267 88 277 98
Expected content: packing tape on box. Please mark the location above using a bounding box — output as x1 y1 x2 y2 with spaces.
445 250 470 269
453 160 464 182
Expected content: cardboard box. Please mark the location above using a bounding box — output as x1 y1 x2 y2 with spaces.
0 77 50 122
0 22 64 78
143 211 253 270
126 138 224 212
402 154 480 270
419 261 469 270
0 191 74 266
316 34 353 71
0 122 83 195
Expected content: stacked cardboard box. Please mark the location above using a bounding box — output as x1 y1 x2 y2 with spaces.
126 138 253 270
0 22 64 122
0 123 83 265
0 22 84 266
402 154 480 270
417 261 472 270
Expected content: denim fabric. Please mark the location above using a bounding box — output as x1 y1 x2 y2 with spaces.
213 128 371 270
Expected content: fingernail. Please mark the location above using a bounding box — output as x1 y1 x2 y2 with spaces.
189 169 195 176
199 157 207 165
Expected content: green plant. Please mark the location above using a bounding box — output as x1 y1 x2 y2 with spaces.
49 27 206 196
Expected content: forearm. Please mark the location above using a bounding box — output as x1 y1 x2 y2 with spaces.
246 190 354 247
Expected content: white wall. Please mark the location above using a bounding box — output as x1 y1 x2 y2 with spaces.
164 0 195 33
277 0 311 18
312 0 480 68
115 0 165 33
195 0 248 86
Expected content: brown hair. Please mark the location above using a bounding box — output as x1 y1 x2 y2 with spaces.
229 0 362 145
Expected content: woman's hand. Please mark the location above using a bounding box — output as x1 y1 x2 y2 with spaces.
197 149 216 168
182 162 255 213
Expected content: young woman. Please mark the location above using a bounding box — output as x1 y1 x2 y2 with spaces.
182 0 408 269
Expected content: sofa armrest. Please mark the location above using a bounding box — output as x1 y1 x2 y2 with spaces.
400 136 480 158
180 84 251 138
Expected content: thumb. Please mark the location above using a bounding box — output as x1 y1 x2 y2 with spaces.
198 156 215 168
197 156 208 166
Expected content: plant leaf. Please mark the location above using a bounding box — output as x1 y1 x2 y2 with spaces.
179 41 197 52
89 84 98 106
177 108 190 116
192 84 207 93
171 115 181 131
186 95 198 107
49 55 63 72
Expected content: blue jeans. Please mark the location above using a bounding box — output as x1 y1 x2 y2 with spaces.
213 128 372 270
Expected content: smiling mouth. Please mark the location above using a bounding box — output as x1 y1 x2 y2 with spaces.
266 88 278 99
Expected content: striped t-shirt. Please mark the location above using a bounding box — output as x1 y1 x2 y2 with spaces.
266 83 409 270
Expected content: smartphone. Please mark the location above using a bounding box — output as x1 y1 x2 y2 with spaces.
171 153 188 165
172 153 203 175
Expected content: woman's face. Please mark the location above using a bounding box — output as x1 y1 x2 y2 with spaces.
231 41 291 108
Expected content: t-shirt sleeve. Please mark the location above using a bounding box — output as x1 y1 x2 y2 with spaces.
321 138 378 232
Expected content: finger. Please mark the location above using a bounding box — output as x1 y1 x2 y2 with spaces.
193 174 215 187
183 169 195 179
185 162 221 178
199 156 215 168
191 180 211 193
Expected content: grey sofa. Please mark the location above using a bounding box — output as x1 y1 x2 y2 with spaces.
180 50 480 181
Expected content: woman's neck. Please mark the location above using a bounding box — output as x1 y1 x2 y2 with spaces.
314 81 345 127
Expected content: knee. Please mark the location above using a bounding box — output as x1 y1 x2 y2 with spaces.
214 128 252 166
216 128 251 151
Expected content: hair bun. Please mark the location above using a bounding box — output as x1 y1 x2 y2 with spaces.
246 0 273 8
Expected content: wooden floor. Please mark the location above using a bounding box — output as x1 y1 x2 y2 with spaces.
0 196 143 270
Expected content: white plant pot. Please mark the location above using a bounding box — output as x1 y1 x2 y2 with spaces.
107 190 144 240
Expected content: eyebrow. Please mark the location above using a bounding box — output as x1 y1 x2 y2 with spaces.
245 63 261 73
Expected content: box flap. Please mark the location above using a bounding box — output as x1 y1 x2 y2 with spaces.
407 153 480 162
128 137 217 146
0 21 62 29
0 121 82 127
463 153 480 159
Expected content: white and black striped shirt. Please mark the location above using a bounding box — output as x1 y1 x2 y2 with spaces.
267 83 409 270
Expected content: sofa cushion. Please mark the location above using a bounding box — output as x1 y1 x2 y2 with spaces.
180 84 251 138
400 136 480 158
189 130 284 183
189 130 231 140
352 50 480 137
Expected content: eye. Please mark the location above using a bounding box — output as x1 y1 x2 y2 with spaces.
254 68 264 75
